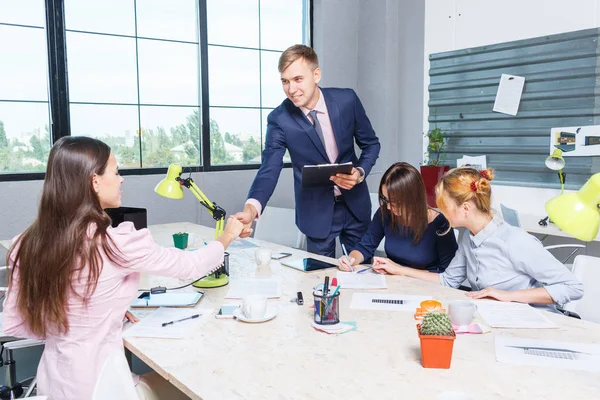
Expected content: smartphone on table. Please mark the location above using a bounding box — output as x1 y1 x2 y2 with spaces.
271 252 292 260
215 305 239 319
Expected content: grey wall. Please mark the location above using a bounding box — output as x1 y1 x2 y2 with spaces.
313 0 426 189
0 169 295 243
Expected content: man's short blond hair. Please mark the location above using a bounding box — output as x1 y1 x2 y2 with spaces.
278 44 319 73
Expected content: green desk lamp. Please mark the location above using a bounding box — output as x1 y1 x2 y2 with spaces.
545 149 566 193
545 173 600 242
155 164 229 288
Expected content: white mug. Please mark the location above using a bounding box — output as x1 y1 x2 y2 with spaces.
242 294 268 319
448 300 477 326
255 248 272 267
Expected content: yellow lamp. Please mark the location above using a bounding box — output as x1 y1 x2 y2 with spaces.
545 149 566 194
545 173 600 242
155 164 228 288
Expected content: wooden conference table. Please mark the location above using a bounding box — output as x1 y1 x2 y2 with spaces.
121 223 600 400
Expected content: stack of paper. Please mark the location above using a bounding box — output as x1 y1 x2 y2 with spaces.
311 321 357 335
495 336 600 372
336 271 387 289
350 293 431 311
474 301 557 329
123 307 212 339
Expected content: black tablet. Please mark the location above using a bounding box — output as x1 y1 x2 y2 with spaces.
281 257 337 272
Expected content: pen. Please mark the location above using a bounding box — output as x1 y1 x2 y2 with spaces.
162 314 200 327
357 266 372 274
341 244 353 272
321 276 329 320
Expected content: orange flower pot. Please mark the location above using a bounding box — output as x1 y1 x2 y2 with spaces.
417 325 456 369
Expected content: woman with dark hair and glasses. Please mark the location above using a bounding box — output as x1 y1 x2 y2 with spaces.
3 136 244 400
338 162 458 273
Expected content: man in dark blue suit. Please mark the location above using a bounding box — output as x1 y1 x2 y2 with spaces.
234 45 380 257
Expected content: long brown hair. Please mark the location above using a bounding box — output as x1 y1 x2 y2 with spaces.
8 137 123 337
379 162 429 243
435 167 495 217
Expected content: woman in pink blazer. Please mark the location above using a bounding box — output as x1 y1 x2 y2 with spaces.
3 136 243 399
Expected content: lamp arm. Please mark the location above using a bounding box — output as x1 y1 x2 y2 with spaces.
183 179 226 238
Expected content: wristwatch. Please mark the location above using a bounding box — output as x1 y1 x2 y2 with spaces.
357 167 365 184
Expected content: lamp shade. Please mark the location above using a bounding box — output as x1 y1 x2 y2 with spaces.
545 173 600 241
154 164 184 199
545 149 565 171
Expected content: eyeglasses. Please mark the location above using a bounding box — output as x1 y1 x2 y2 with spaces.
379 194 390 205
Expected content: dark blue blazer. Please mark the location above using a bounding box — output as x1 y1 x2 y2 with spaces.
248 87 381 239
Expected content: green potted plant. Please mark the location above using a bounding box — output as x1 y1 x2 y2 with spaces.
420 125 449 207
417 310 456 369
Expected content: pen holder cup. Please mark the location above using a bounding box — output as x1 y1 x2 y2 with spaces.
214 252 229 278
172 233 189 249
313 291 340 325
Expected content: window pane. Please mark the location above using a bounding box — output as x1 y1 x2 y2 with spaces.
70 104 140 168
67 32 138 104
0 102 50 173
64 0 135 36
0 26 48 101
208 46 259 107
260 0 306 50
207 0 258 48
210 108 260 165
138 39 199 106
136 0 199 42
0 0 45 27
140 106 200 168
261 51 284 108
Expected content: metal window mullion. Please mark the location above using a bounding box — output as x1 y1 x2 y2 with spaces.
45 0 70 142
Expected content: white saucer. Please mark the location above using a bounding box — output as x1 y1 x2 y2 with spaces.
233 306 277 323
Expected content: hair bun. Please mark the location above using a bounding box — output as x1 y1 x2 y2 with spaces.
479 168 495 181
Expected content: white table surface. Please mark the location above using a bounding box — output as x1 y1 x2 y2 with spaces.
519 213 600 242
117 222 600 400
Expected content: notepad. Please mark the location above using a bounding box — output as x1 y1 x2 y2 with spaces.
131 292 204 308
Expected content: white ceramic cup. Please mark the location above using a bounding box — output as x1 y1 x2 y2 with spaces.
448 300 477 326
242 294 268 320
255 248 272 267
436 391 474 400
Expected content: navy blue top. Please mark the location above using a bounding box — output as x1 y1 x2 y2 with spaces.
354 208 458 272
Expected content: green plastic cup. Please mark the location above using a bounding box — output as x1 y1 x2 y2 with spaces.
172 232 189 249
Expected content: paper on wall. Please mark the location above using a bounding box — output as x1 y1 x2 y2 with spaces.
493 74 525 116
456 155 487 170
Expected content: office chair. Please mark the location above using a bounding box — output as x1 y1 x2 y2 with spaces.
499 205 584 265
0 266 44 399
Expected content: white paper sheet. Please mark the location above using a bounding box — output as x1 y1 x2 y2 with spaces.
474 301 557 329
495 335 600 372
350 292 432 310
456 155 487 170
227 239 259 250
493 74 525 116
123 307 213 339
336 271 387 289
225 278 281 299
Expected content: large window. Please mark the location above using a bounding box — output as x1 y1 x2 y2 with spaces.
207 0 305 166
0 0 310 179
0 0 52 173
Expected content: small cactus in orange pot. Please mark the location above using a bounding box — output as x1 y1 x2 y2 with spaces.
417 310 456 369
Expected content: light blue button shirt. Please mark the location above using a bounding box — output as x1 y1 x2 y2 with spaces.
440 217 584 307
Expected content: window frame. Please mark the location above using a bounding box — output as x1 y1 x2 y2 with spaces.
0 0 312 181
